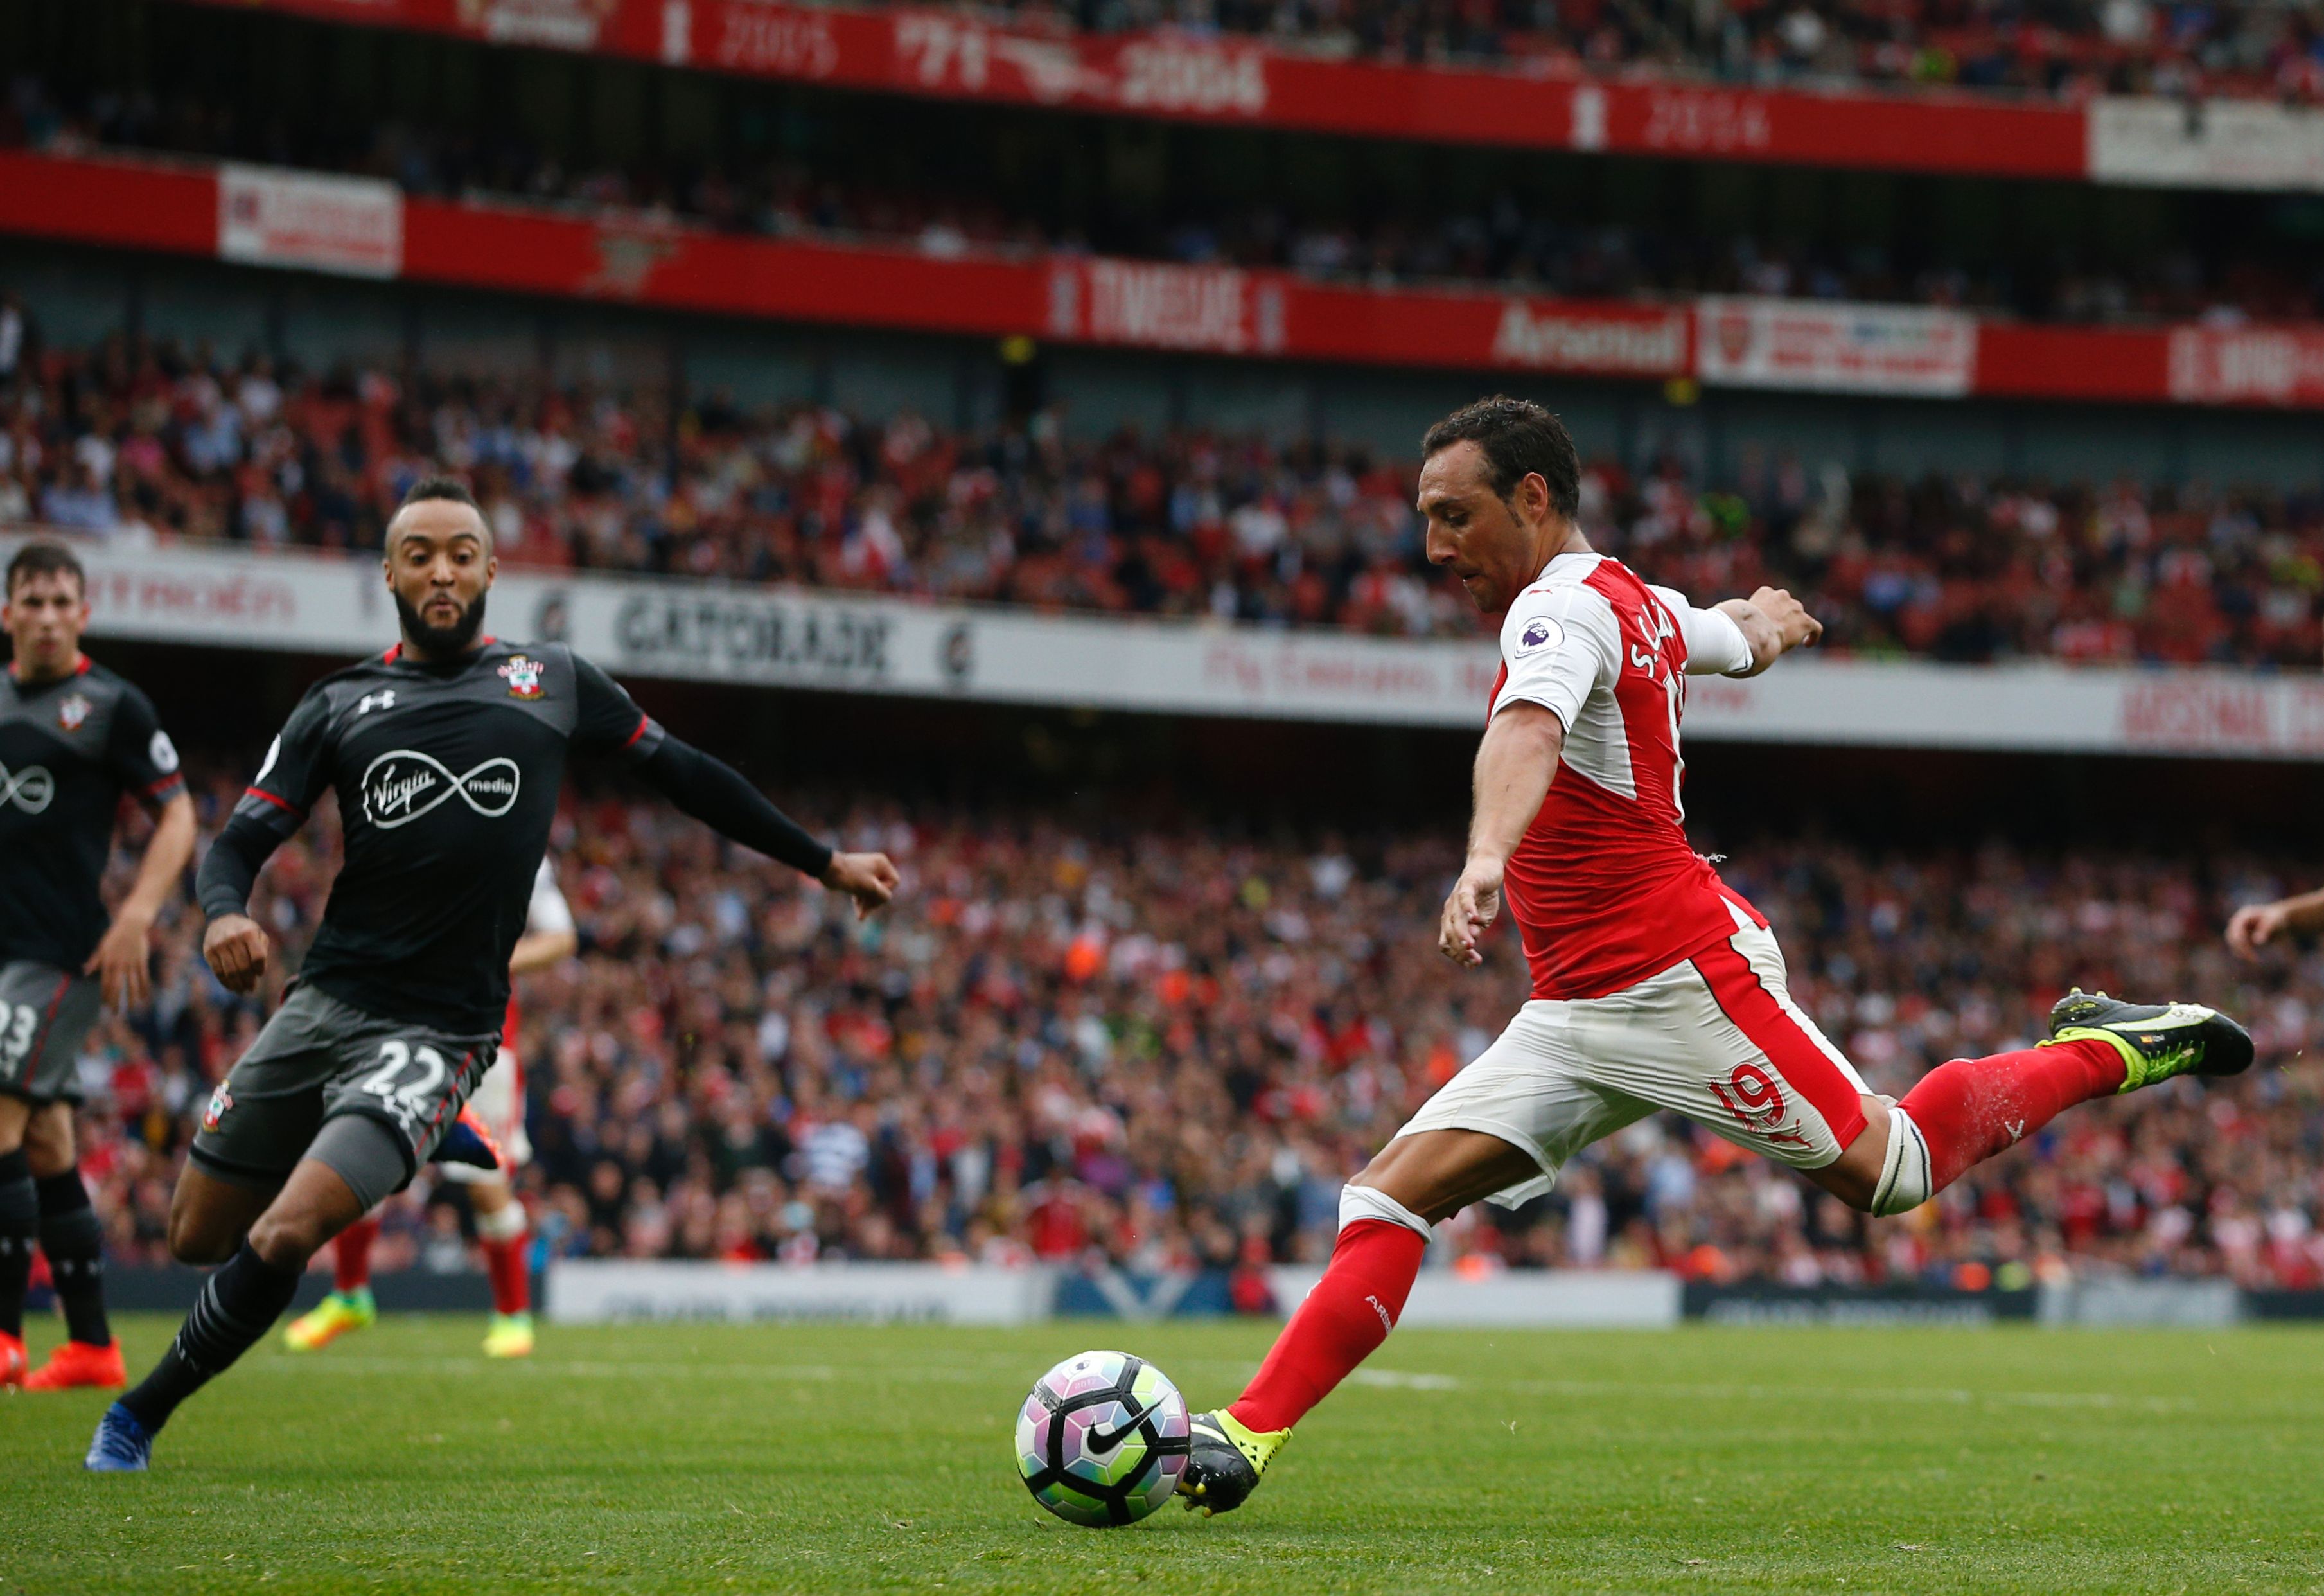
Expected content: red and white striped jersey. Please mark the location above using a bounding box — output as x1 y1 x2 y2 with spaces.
1487 551 1761 1001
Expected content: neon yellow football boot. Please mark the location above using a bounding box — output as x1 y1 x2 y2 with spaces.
482 1311 534 1359
2046 988 2255 1091
283 1288 376 1351
1178 1408 1290 1516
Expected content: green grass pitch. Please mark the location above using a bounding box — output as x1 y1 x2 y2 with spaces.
3 1314 2319 1593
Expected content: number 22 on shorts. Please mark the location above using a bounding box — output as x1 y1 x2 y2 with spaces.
360 1038 448 1135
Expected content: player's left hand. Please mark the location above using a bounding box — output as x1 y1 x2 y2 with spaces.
822 851 901 919
1439 857 1504 967
84 909 155 1011
1748 586 1823 653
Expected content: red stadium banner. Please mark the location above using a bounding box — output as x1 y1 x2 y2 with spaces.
174 0 2100 183
6 147 2324 409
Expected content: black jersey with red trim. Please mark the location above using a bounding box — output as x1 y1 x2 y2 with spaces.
0 656 186 970
229 639 662 1034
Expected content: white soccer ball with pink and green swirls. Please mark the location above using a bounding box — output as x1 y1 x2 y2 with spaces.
1014 1349 1190 1527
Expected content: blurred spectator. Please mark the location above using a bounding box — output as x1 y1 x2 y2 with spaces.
48 756 2324 1291
2 323 2319 664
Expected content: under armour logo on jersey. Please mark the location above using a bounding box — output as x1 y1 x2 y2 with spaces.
357 690 398 716
0 760 55 814
359 750 521 828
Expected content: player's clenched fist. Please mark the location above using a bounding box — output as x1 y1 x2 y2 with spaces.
1439 857 1504 967
1748 585 1823 651
202 912 272 994
822 851 901 919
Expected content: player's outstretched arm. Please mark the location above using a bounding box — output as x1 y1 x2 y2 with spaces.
1441 702 1563 968
1713 587 1823 677
86 791 196 1009
2227 887 2324 957
636 737 899 918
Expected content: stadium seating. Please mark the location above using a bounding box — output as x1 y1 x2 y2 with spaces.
6 71 2318 324
3 328 2318 666
59 766 2324 1293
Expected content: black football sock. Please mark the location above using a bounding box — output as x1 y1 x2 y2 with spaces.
0 1148 36 1340
36 1172 110 1347
118 1241 300 1433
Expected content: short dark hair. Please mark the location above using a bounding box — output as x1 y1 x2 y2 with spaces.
6 539 85 599
398 474 479 512
1422 396 1580 521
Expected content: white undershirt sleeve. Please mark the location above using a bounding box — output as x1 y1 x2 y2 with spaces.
1495 583 1621 731
527 858 576 937
1650 585 1757 677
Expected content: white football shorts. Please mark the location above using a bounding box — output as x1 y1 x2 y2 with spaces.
1398 912 1872 1207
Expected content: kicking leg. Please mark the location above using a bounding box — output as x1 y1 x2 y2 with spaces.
1810 992 2253 1217
22 1104 125 1390
1180 1128 1539 1516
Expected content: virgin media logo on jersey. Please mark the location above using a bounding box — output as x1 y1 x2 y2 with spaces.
360 750 522 829
0 761 55 814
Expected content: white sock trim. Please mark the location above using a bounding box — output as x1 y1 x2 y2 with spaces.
1869 1106 1933 1216
475 1201 528 1242
1340 1182 1434 1241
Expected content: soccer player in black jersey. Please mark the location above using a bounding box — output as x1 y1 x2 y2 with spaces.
1 541 197 1394
85 478 899 1471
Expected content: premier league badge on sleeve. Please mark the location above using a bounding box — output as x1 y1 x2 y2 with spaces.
497 656 545 700
201 1085 234 1132
1517 617 1564 655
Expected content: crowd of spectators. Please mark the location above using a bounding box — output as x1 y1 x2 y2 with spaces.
5 320 2323 666
8 71 2323 325
912 0 2324 102
48 761 2324 1297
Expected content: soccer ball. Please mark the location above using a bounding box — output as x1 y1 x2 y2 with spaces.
1014 1349 1190 1527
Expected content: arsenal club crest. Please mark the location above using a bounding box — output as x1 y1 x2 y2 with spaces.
57 693 92 732
498 655 545 700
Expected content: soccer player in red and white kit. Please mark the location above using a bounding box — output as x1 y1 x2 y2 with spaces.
284 856 574 1357
1176 396 2258 1514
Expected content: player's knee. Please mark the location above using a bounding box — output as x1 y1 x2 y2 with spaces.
167 1211 238 1266
1340 1181 1436 1240
245 1206 331 1271
22 1110 76 1178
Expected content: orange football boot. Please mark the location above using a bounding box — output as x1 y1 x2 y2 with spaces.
23 1339 127 1390
0 1329 24 1387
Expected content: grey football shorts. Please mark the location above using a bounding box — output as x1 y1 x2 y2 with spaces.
0 959 103 1106
189 984 497 1209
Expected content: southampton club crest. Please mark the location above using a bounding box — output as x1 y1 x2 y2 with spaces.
498 655 545 700
56 692 92 732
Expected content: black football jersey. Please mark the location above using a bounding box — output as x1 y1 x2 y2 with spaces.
0 657 186 969
227 639 663 1034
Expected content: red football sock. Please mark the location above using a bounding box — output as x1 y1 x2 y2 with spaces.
1897 1038 2124 1193
333 1215 380 1295
482 1234 531 1317
1229 1219 1425 1435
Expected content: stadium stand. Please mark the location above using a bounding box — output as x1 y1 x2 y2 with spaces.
7 67 2320 324
3 324 2320 664
57 763 2324 1292
860 0 2324 99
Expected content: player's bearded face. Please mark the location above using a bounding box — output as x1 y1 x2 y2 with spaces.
394 585 488 653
